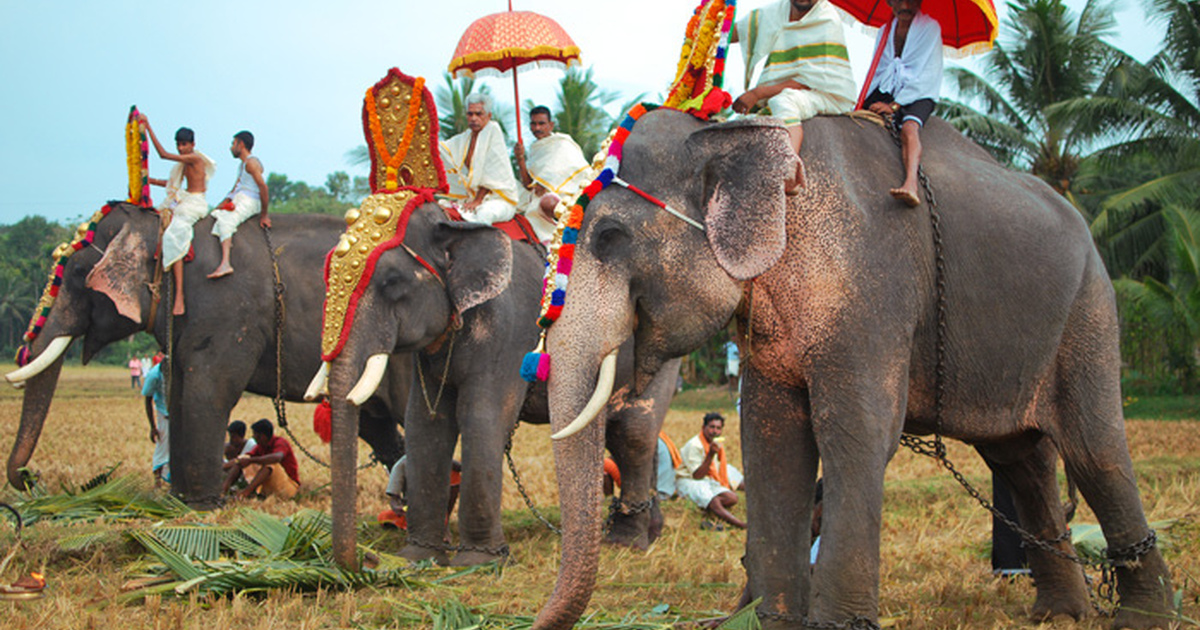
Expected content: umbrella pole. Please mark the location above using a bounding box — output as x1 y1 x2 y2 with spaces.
513 71 523 146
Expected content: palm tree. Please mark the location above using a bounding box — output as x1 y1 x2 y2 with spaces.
938 0 1121 198
552 66 621 159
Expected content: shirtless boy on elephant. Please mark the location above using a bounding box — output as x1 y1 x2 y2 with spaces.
142 114 216 315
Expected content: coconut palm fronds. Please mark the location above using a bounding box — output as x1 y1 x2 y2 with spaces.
11 473 190 526
392 598 713 629
121 508 438 601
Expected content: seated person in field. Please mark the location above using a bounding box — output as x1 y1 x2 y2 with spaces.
142 115 217 315
512 105 592 244
377 455 462 530
730 0 857 191
676 412 746 529
861 0 943 206
439 93 521 224
222 420 258 487
222 418 300 500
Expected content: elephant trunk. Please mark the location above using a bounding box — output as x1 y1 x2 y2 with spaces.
329 356 363 570
533 351 609 629
7 351 67 490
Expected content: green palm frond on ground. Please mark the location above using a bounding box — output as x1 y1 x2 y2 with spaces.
8 472 190 525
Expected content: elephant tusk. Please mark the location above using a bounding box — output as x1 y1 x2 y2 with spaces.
303 362 330 401
551 349 618 441
5 336 72 384
347 354 388 406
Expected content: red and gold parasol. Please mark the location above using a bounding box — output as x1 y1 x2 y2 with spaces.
832 0 999 53
447 3 581 144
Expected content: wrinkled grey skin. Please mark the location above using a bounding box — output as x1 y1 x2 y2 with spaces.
534 110 1173 630
326 203 680 570
7 204 408 507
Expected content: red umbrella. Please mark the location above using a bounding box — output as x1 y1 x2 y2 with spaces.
447 3 581 145
832 0 999 52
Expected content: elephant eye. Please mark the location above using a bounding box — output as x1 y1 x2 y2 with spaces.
590 219 631 264
378 270 409 302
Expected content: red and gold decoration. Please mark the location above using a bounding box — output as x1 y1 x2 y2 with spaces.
321 69 446 363
361 68 446 194
448 5 581 145
125 106 152 207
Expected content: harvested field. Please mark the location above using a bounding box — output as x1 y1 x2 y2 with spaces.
0 365 1197 628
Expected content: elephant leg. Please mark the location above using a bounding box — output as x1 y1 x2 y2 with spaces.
604 359 678 549
169 341 259 508
451 382 524 566
976 437 1091 620
805 364 907 629
741 369 818 627
399 387 457 564
1053 283 1173 630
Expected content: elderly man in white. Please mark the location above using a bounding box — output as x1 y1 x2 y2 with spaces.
512 105 592 244
439 93 521 224
861 0 943 206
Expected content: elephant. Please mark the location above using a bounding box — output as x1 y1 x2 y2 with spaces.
318 200 681 569
5 202 410 508
532 110 1174 630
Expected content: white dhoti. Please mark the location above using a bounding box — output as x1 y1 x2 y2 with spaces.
677 469 744 509
161 191 211 269
440 121 521 225
520 132 592 243
767 88 854 125
211 191 261 241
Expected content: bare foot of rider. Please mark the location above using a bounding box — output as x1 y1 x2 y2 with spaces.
173 299 186 316
890 183 920 207
207 264 234 279
785 158 806 195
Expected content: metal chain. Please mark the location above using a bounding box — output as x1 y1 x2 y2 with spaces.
504 420 562 535
603 495 655 534
415 331 457 419
404 533 511 559
883 116 1157 614
261 228 378 473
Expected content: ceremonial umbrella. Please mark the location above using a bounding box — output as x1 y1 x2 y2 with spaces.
448 2 581 145
832 0 999 52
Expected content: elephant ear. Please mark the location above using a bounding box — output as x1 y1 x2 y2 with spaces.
686 117 791 280
85 222 153 323
433 221 513 315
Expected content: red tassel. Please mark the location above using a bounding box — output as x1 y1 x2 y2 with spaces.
313 399 332 444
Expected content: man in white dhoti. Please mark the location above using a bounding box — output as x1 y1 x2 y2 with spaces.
862 0 942 206
209 130 270 278
513 106 591 244
676 412 746 529
730 0 857 192
439 93 521 225
143 116 216 316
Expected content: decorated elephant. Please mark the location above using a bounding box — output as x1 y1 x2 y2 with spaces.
314 192 681 569
531 108 1174 629
5 202 410 507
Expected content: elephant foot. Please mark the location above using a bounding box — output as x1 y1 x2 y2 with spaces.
1111 606 1175 630
398 542 449 565
1030 588 1092 622
450 548 508 567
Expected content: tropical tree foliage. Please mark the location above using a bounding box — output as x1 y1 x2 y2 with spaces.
266 172 365 215
551 66 622 159
938 0 1120 197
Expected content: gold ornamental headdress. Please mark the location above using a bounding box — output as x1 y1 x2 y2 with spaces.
321 69 446 362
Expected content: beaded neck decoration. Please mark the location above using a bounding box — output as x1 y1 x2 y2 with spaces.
520 0 736 383
321 69 447 363
125 106 152 207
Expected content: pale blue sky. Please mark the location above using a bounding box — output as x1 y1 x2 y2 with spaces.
0 0 1161 226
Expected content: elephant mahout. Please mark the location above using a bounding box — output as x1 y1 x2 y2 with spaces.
5 203 410 507
317 196 681 569
533 110 1173 629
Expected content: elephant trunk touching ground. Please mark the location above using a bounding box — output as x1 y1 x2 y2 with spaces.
6 353 66 489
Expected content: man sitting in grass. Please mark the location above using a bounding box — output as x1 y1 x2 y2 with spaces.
676 412 746 530
222 419 299 500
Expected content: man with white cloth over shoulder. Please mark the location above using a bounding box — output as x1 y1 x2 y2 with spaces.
861 0 942 206
439 93 521 225
142 115 216 316
513 105 591 244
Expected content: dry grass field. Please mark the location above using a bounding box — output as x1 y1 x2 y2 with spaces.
0 364 1196 629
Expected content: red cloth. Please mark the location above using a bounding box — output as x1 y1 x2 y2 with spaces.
249 436 301 486
603 457 621 488
312 400 332 444
442 205 537 243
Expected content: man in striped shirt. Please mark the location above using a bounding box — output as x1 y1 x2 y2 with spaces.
731 0 857 192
